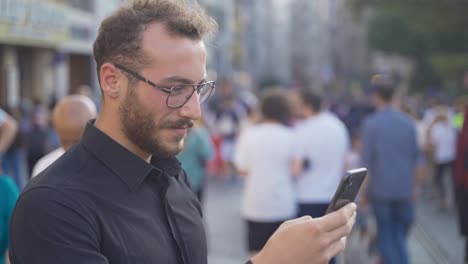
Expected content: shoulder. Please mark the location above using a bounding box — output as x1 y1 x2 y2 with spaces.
240 125 259 139
31 145 91 185
394 110 416 128
362 111 379 128
0 175 19 196
9 186 101 263
12 185 97 233
276 125 295 139
16 186 72 211
323 112 347 131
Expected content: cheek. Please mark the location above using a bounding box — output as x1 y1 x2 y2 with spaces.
138 90 164 118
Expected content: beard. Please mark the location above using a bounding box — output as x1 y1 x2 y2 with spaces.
119 87 193 159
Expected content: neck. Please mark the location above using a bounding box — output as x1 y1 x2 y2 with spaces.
376 100 392 110
304 110 319 118
262 118 280 124
94 110 152 163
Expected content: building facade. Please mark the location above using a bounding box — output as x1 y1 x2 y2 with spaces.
0 0 122 107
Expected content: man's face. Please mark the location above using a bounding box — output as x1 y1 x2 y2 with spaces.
119 23 206 158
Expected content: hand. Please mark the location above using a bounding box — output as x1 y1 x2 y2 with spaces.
251 203 357 264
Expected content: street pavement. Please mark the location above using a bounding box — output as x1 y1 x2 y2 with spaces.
204 178 465 264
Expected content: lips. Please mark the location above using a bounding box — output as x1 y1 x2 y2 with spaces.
165 119 193 130
171 127 188 137
162 119 193 137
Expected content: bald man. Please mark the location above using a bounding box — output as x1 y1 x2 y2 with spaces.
32 95 97 177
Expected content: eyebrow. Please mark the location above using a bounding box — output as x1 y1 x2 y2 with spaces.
160 76 207 85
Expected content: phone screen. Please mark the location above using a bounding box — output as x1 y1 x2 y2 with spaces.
325 168 367 214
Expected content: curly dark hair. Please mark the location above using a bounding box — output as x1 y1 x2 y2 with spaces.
93 0 217 88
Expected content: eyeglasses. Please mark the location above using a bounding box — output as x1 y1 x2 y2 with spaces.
114 64 215 109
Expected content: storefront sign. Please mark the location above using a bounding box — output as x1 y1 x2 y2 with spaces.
0 0 69 47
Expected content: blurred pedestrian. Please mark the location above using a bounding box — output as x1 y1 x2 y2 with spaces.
422 97 454 130
177 119 214 203
426 110 457 210
205 78 251 179
0 108 24 189
234 89 302 257
361 74 420 264
455 104 468 264
0 172 19 264
32 95 97 177
0 109 19 264
294 90 349 264
25 106 50 177
401 105 427 194
346 132 367 236
9 1 356 264
454 96 467 131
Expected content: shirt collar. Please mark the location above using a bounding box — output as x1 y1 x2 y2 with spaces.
81 121 182 191
378 105 394 112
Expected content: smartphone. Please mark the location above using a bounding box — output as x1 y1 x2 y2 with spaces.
325 168 367 214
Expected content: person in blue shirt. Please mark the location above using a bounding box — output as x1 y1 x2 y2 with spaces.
361 74 420 264
0 174 19 264
177 120 214 202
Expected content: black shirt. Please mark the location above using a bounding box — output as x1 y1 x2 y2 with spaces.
10 122 207 264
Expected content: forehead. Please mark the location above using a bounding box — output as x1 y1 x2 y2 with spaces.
141 23 206 72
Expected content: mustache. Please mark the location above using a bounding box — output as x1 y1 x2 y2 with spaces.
162 119 194 129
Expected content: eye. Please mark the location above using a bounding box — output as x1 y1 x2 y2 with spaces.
170 85 186 95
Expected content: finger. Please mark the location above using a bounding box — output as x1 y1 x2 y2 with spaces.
323 236 348 262
319 203 357 232
279 215 313 229
325 211 356 245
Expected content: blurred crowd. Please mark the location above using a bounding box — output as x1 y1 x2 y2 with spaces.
1 74 467 264
179 73 468 263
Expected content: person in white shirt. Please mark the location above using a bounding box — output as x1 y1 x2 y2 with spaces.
294 89 349 243
427 111 457 209
32 95 97 177
234 89 301 257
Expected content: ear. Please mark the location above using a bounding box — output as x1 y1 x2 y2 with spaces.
100 63 123 100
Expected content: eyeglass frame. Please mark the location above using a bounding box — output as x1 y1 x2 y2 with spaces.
114 63 215 109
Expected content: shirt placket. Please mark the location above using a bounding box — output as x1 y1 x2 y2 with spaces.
152 172 189 264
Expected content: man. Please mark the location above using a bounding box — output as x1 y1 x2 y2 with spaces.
361 75 419 264
31 95 97 177
294 90 349 264
0 108 18 163
9 1 356 264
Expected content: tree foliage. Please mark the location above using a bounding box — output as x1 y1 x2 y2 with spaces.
349 0 468 94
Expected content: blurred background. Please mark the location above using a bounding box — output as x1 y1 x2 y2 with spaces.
0 0 467 263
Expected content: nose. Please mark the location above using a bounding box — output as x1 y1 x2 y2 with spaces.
179 91 202 120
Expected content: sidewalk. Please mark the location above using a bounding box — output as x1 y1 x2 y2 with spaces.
204 178 465 264
413 197 464 264
204 179 247 264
